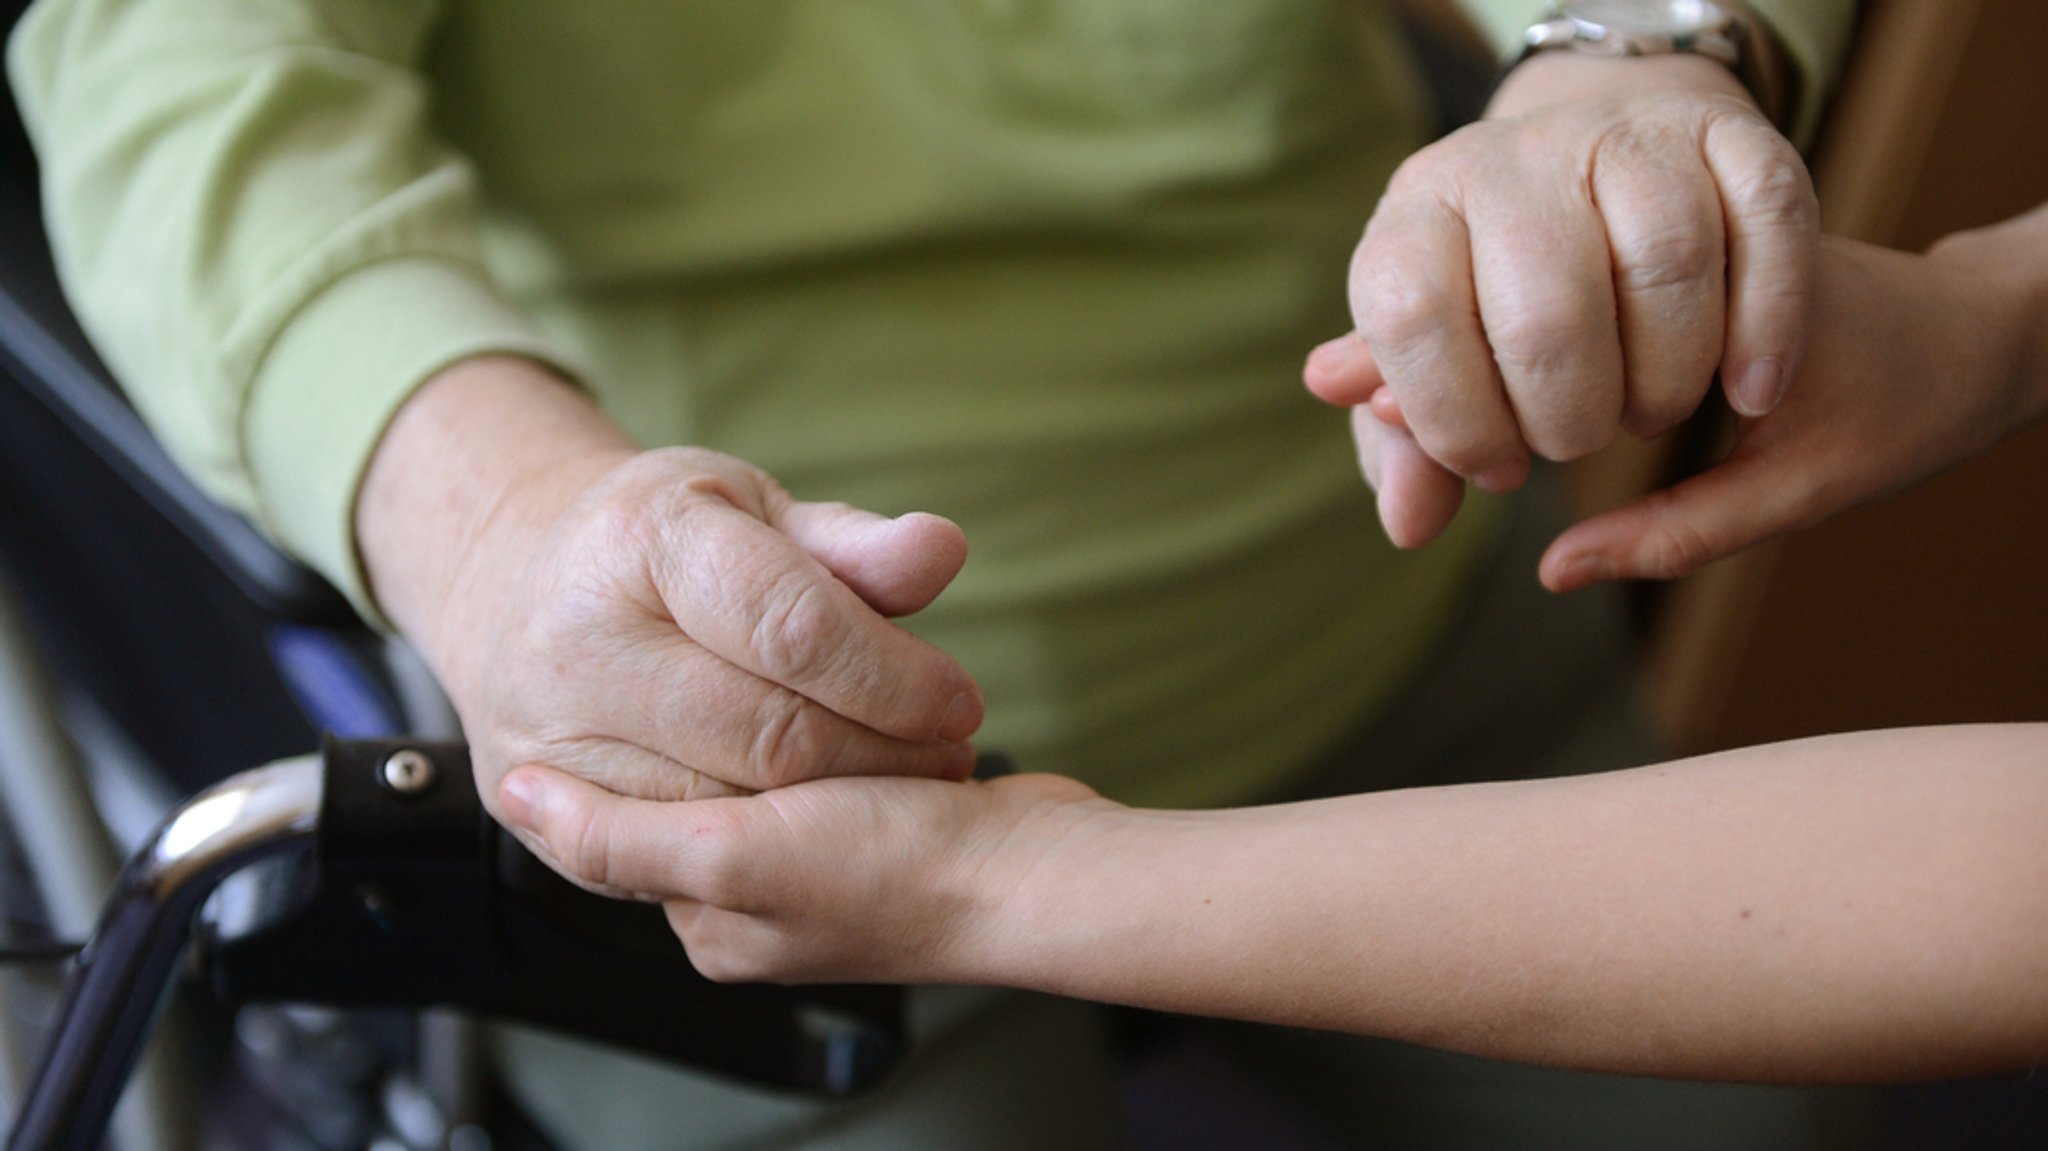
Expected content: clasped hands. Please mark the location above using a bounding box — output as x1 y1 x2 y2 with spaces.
466 56 2041 983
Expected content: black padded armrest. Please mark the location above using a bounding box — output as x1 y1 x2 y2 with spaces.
0 106 358 626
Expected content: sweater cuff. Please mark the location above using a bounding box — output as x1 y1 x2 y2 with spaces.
242 256 573 627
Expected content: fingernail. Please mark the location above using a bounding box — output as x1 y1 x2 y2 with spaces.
1473 461 1525 494
939 691 982 741
499 771 547 831
1732 358 1788 417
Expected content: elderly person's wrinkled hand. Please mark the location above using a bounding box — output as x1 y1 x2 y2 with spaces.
1310 54 1818 549
356 357 984 895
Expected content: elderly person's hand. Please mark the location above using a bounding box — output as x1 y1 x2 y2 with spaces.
357 357 984 893
1309 52 1817 548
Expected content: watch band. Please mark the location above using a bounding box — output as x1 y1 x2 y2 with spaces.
1522 12 1743 68
1513 1 1792 134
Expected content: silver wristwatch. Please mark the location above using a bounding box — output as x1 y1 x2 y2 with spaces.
1519 0 1786 128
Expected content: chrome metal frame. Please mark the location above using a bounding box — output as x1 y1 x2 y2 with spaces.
0 570 190 1151
5 755 321 1150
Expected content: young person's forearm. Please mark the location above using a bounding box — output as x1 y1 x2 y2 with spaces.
978 725 2048 1083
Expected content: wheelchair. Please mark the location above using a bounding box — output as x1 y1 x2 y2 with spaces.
0 29 910 1151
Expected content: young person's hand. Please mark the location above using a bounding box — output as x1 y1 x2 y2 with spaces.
357 358 985 892
497 766 1111 981
501 724 2048 1086
1541 214 2048 589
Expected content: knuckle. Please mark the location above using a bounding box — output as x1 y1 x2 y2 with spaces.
1637 495 1717 579
559 802 620 891
1354 259 1454 358
582 481 641 531
642 445 769 511
1383 143 1464 200
748 690 838 787
576 487 661 561
1701 112 1818 234
750 577 843 686
1384 153 1432 198
665 484 743 546
1615 224 1718 292
1747 173 1818 234
518 567 628 658
1729 158 1819 232
1589 117 1675 171
1487 302 1602 378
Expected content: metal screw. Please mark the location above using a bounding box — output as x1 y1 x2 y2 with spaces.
381 748 436 795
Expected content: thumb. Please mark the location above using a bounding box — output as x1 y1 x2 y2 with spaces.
500 765 751 902
775 504 969 617
1538 442 1813 593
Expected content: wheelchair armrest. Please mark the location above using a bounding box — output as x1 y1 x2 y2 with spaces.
9 738 916 1151
204 738 907 1097
0 108 357 627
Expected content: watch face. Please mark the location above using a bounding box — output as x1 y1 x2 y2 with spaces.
1560 0 1723 36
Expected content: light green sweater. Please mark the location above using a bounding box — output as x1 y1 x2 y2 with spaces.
7 0 1851 809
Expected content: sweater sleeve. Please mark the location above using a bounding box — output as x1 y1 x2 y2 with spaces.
1454 0 1859 146
6 0 576 619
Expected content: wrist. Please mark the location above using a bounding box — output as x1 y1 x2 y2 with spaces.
945 790 1144 992
1497 0 1794 129
1488 47 1756 120
356 356 637 702
2009 211 2048 428
1927 206 2048 434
